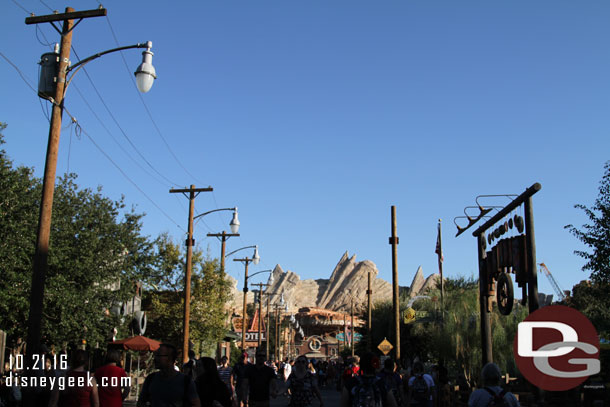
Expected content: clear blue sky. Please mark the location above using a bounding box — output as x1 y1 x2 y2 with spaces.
2 1 609 299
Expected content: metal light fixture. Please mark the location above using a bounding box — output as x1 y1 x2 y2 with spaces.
268 273 274 286
230 207 240 234
134 41 156 93
252 245 260 265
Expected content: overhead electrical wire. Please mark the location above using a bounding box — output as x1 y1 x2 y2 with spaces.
69 46 181 187
1 49 185 233
71 83 171 188
103 15 207 186
62 106 185 232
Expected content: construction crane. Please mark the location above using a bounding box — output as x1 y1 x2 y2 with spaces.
538 263 566 302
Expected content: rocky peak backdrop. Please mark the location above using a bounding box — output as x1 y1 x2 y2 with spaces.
229 251 441 314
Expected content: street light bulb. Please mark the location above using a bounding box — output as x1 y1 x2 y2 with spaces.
268 273 274 286
230 208 240 234
134 44 156 93
252 246 260 265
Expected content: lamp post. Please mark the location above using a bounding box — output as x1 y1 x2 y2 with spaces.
250 272 273 349
205 208 240 274
233 246 261 351
24 7 156 357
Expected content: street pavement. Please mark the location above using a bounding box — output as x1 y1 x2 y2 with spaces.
270 382 341 407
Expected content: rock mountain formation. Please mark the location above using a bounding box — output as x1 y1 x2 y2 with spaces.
230 251 441 314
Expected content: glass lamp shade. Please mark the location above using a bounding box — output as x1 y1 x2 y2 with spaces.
279 292 285 306
268 273 274 286
230 209 240 234
252 246 260 265
134 49 156 93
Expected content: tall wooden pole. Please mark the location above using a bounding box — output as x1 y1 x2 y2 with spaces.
367 271 372 351
241 259 250 351
184 186 195 363
389 206 400 361
266 295 271 358
170 186 213 364
478 232 493 365
350 297 355 358
26 8 74 358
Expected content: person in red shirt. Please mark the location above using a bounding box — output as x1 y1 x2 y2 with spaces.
94 350 130 407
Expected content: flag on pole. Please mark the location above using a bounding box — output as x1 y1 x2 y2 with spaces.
436 219 444 309
435 221 444 263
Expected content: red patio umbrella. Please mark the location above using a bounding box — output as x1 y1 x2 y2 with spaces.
110 335 161 351
109 335 160 399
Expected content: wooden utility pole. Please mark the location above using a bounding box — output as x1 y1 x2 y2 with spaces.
170 185 213 364
367 270 372 351
234 257 255 351
207 231 239 274
389 206 400 361
252 282 268 349
24 7 107 359
350 297 355 358
266 295 271 358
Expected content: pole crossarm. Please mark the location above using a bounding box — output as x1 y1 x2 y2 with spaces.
25 8 107 25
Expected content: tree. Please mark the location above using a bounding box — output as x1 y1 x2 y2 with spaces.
0 123 40 342
0 125 158 347
144 235 233 356
565 161 610 284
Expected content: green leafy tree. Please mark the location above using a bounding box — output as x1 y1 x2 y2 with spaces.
565 161 610 284
145 236 233 356
565 162 610 337
0 125 157 347
0 123 40 342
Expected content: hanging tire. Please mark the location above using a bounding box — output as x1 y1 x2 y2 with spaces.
132 311 147 335
497 272 514 315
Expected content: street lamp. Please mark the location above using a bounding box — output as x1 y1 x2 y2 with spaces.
199 207 240 274
233 246 261 351
250 271 274 349
24 7 157 357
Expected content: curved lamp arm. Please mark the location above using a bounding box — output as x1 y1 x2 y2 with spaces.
249 269 273 281
194 207 239 234
226 245 257 259
66 41 155 92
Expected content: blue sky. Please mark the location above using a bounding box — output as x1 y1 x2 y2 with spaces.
2 1 609 300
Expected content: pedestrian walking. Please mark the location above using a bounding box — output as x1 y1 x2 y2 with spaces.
406 362 435 407
377 359 403 407
231 353 249 407
283 356 323 407
50 349 100 407
243 351 278 407
137 343 200 407
195 357 232 407
340 352 397 407
467 363 519 407
94 350 130 407
217 357 233 399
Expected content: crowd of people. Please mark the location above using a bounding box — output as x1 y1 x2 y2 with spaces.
1 344 521 407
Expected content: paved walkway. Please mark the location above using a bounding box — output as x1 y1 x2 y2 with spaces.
270 383 341 407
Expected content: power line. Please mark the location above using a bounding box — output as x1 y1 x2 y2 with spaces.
0 52 38 94
62 105 185 232
71 83 171 188
69 46 181 187
10 0 30 14
1 50 185 233
103 15 207 186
